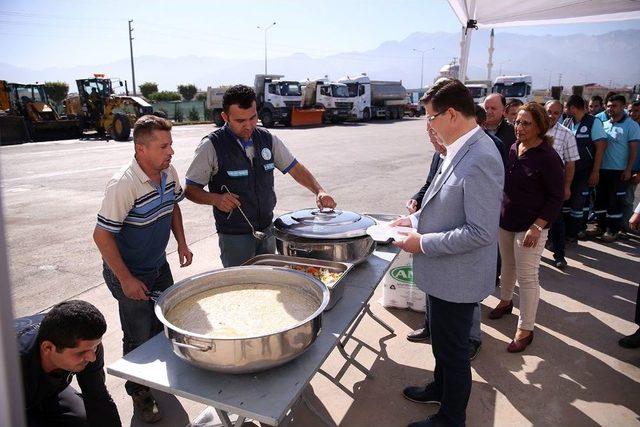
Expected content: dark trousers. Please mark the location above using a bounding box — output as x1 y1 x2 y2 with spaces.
594 169 629 234
429 295 476 427
566 168 592 238
27 386 88 427
550 210 567 261
218 226 276 267
103 261 174 396
635 284 640 327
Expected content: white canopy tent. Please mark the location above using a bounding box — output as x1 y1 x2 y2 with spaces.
446 0 640 83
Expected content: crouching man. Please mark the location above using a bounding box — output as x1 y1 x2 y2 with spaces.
17 300 121 427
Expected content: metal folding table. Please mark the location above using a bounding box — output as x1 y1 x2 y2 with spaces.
107 247 399 426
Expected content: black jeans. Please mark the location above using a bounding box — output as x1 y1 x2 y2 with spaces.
550 211 567 261
566 168 592 238
27 386 88 427
429 295 476 427
594 169 629 233
103 261 174 396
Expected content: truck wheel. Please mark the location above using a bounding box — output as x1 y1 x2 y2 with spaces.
213 110 225 127
260 110 274 128
111 114 131 141
363 108 371 121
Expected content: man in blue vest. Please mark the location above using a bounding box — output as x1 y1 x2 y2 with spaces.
185 85 336 267
562 95 608 241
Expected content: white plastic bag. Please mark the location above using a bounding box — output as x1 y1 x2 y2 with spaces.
380 251 426 312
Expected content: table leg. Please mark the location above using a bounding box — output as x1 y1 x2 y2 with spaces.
214 408 246 427
364 303 395 333
301 388 337 427
190 406 246 427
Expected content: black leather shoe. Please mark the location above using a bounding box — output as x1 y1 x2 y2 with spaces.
402 383 441 404
469 339 481 361
554 258 567 270
619 329 640 348
407 413 448 427
407 327 431 342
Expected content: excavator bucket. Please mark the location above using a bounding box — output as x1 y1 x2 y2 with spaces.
290 107 324 127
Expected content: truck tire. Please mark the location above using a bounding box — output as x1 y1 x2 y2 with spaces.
363 108 371 121
213 110 225 127
111 114 131 141
260 110 274 128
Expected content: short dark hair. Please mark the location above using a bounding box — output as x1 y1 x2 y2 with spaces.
474 103 487 124
604 91 617 103
223 85 256 113
506 99 523 112
38 300 106 350
565 94 586 110
422 78 475 118
589 95 603 104
133 114 172 145
608 94 627 105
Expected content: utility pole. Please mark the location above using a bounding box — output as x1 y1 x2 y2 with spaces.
412 48 433 89
128 19 137 95
257 22 276 75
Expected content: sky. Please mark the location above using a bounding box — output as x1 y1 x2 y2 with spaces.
1 0 639 69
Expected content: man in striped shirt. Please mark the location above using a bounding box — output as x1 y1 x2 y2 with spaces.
93 115 192 423
545 100 580 270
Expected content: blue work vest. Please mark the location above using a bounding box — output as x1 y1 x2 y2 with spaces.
207 126 277 234
564 114 596 172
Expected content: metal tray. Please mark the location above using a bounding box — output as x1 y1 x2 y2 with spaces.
243 254 354 311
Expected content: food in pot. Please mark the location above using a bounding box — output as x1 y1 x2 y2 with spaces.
166 284 319 338
286 265 343 286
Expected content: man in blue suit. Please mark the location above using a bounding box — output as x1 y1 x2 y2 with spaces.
394 79 504 427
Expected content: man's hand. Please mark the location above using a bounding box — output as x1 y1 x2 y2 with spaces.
316 191 337 209
563 187 571 201
393 231 422 254
213 192 241 212
632 173 640 185
178 243 193 267
588 171 599 187
630 212 640 231
390 216 412 228
406 199 418 213
621 169 632 181
120 276 149 301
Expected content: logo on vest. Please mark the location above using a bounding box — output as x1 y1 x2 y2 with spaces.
580 126 588 133
261 148 272 161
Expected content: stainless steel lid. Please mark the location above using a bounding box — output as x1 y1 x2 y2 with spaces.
273 208 376 239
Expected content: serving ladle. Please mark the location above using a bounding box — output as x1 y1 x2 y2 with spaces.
221 185 267 240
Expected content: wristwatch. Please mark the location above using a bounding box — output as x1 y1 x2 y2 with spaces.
531 223 543 232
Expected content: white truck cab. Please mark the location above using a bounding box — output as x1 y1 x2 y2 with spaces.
492 75 533 104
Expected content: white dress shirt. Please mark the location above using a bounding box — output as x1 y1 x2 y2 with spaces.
409 125 481 253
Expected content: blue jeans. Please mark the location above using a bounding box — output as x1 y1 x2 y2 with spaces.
425 299 482 343
218 226 276 267
103 261 174 396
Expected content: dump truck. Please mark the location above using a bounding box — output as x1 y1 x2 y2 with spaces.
492 75 533 104
0 80 82 145
254 74 302 127
338 74 407 121
205 86 230 127
299 79 355 123
64 74 155 141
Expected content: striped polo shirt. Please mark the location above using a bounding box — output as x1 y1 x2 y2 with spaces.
97 158 184 274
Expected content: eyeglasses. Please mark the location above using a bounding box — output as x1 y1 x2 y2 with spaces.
514 119 533 128
426 110 446 123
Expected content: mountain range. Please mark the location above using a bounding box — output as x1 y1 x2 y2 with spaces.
2 29 639 92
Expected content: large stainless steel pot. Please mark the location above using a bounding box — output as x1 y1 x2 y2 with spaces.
273 208 376 264
154 266 329 374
